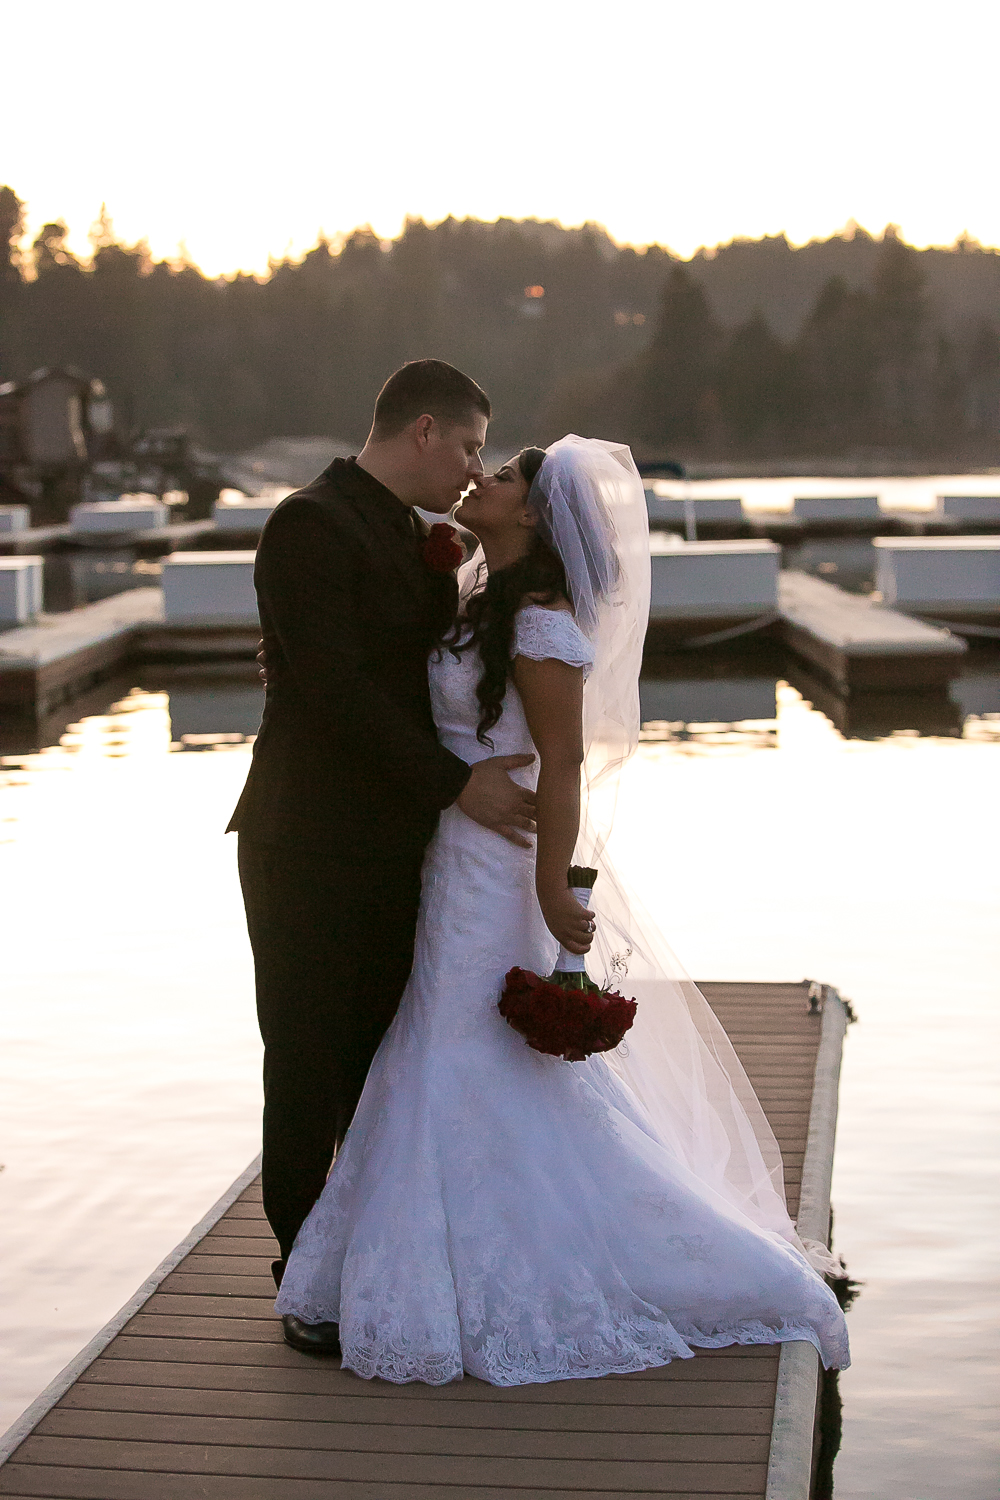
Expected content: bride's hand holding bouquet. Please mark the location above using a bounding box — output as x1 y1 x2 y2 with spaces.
500 867 638 1063
539 876 595 955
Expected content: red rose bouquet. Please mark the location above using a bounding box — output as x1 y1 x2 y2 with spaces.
498 867 637 1062
422 522 464 574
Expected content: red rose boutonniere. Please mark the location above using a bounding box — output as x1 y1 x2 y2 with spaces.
422 522 464 574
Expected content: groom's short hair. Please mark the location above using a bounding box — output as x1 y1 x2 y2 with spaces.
372 360 491 439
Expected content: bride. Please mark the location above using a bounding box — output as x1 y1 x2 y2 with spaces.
275 436 850 1385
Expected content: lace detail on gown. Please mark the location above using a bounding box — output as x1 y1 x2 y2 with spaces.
275 610 850 1385
511 604 595 677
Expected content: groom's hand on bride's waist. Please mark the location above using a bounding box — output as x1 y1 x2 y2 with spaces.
256 642 535 845
457 755 537 848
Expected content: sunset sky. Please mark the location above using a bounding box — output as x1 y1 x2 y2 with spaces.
6 0 998 275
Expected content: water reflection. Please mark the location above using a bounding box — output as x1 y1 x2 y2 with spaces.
0 679 261 1433
0 666 264 759
951 664 1000 722
1 667 998 1499
165 676 264 743
640 645 1000 745
616 685 1000 1500
640 674 777 730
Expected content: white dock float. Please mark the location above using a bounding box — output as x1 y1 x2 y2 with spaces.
0 505 30 533
937 495 1000 522
648 536 779 642
161 551 258 626
645 492 745 526
778 570 966 690
874 536 1000 625
212 496 281 532
793 495 880 522
0 557 43 625
70 496 169 534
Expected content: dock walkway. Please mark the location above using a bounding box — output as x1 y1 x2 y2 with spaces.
0 981 851 1500
0 589 260 713
778 569 966 690
0 590 163 712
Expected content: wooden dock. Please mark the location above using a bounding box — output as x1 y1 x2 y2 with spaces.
0 590 260 713
778 569 967 690
0 525 72 556
0 981 851 1500
67 521 215 553
0 589 165 713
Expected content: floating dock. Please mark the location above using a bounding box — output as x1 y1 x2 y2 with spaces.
778 569 967 690
161 552 258 626
644 481 1000 542
648 537 780 645
70 499 171 534
213 499 281 534
68 520 215 552
0 524 72 556
0 980 851 1500
0 559 43 627
0 588 259 713
874 536 1000 631
0 589 164 712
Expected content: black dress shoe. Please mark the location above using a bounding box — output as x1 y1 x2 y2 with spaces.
281 1314 341 1356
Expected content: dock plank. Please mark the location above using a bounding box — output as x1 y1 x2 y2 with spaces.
37 1409 769 1464
61 1381 775 1431
2 981 842 1499
4 1435 768 1491
0 1473 765 1500
78 1359 776 1404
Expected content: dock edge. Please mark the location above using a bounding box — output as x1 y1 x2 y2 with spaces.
765 985 851 1500
0 1152 262 1467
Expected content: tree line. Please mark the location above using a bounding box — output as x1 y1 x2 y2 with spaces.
2 184 998 465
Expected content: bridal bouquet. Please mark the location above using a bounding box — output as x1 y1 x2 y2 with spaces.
498 867 637 1062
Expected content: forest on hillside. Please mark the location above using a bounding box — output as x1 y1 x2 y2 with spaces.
2 184 998 465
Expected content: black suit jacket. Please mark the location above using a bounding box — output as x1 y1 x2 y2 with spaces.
227 458 471 858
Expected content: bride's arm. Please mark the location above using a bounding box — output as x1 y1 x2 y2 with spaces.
513 655 595 956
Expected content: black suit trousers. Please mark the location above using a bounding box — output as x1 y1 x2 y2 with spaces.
238 837 423 1281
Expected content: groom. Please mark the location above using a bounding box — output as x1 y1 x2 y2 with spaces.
228 360 536 1353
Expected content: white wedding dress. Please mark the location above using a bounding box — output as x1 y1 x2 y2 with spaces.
275 605 850 1384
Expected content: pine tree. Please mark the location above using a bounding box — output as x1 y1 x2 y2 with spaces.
630 265 721 452
717 311 801 454
797 276 876 449
963 319 1000 441
869 232 931 445
0 185 23 284
31 221 79 277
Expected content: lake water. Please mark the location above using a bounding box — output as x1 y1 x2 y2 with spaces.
1 660 998 1497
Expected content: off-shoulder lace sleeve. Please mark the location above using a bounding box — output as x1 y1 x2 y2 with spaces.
511 605 595 678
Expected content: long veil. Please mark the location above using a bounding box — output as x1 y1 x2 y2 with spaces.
528 436 837 1275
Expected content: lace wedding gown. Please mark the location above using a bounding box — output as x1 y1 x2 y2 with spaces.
276 606 850 1384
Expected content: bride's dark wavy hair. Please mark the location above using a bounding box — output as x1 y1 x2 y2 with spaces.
443 446 568 748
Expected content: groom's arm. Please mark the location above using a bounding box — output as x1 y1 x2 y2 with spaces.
256 497 471 811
